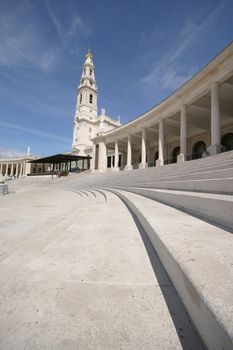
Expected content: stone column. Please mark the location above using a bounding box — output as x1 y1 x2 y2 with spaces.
20 163 23 176
114 140 119 171
23 162 26 176
10 163 14 177
5 163 9 177
25 162 31 176
0 163 2 174
125 135 133 170
177 105 187 163
208 82 221 155
16 163 19 177
98 141 107 172
91 144 96 172
139 127 147 169
156 119 164 166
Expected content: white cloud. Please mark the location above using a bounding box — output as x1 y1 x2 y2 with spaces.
0 147 26 159
65 15 92 39
168 1 226 64
43 0 63 38
0 0 92 72
162 67 193 90
0 121 70 143
0 1 58 71
140 1 227 90
43 0 92 41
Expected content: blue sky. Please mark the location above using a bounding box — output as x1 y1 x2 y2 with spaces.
0 0 232 157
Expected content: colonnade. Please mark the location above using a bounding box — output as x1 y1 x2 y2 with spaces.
93 81 224 172
0 161 26 178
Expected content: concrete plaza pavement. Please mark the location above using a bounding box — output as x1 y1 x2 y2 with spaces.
0 176 204 349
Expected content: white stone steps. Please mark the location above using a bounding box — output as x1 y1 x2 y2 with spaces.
105 167 233 187
144 167 233 182
130 160 233 179
124 177 233 194
86 152 233 183
89 187 108 202
126 151 233 177
112 187 233 231
67 186 108 202
119 171 233 188
106 188 233 350
65 166 232 193
0 184 204 349
94 160 233 186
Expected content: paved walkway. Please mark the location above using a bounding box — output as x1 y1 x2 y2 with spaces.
0 178 203 349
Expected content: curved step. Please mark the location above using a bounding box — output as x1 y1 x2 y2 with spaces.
128 166 233 183
126 177 233 194
107 188 233 350
113 187 233 231
89 187 108 202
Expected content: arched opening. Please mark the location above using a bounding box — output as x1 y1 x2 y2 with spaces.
89 94 93 104
221 133 233 151
95 145 99 170
154 151 158 166
107 156 111 168
192 141 206 159
171 146 180 163
80 93 82 103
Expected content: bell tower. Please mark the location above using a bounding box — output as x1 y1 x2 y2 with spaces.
72 48 98 155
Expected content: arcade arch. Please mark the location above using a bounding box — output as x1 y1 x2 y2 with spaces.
221 133 233 151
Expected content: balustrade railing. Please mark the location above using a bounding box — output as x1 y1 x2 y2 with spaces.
221 144 233 152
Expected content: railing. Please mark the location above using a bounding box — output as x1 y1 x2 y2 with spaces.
148 161 155 168
186 151 209 161
164 158 177 165
221 145 233 153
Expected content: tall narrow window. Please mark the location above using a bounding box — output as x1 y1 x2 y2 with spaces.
80 93 82 103
90 68 92 76
89 94 93 104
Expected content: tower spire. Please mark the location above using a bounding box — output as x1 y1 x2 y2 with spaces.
72 48 98 154
86 46 92 59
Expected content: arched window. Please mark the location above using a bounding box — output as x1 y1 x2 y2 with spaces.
192 141 206 159
221 133 233 151
84 68 86 75
171 146 180 163
90 68 92 76
80 94 82 103
154 151 159 166
89 94 93 104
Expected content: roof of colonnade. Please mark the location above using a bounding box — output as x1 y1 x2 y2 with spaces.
0 156 34 163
